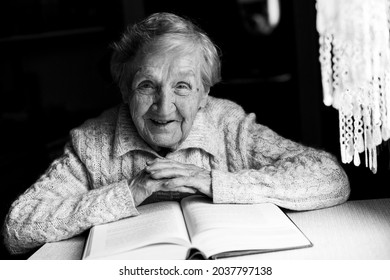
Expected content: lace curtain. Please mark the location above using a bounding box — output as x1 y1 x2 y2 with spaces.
316 0 390 173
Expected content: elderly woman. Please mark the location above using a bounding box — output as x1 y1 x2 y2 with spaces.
3 12 350 255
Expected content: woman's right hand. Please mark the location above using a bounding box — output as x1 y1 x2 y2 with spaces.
128 169 197 206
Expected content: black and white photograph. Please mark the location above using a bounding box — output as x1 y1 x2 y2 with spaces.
0 0 389 278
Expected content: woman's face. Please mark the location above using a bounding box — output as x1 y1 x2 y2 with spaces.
125 49 209 151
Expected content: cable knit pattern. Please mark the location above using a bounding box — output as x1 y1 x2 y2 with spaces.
2 96 350 254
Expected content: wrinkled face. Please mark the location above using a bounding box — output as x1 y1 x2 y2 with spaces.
124 49 209 151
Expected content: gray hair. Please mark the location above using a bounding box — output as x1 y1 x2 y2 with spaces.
110 12 221 97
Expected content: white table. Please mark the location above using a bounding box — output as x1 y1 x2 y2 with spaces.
29 198 390 260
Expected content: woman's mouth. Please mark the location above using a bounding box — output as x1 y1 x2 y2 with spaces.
150 118 176 127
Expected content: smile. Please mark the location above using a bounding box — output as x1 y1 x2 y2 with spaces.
150 119 176 126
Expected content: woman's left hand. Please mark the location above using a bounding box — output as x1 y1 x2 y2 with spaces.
145 158 212 198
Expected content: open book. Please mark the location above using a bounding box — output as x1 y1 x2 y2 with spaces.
82 196 312 260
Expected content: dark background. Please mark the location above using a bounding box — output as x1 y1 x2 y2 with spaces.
0 0 389 259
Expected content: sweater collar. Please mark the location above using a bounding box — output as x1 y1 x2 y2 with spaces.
113 103 222 159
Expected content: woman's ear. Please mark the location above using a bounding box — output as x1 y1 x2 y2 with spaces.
199 87 210 109
120 82 129 104
119 63 133 104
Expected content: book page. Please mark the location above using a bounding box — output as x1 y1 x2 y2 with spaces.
181 196 311 258
84 201 191 259
97 244 190 260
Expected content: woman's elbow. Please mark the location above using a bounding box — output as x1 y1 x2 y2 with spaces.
318 157 351 208
2 201 44 255
3 218 36 255
332 165 351 204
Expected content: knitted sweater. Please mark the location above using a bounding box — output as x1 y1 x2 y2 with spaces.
3 96 350 254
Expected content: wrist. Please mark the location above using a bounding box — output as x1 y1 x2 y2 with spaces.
127 178 141 207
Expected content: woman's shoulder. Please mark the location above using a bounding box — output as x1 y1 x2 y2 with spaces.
71 105 120 136
69 105 121 156
205 96 247 125
206 96 245 111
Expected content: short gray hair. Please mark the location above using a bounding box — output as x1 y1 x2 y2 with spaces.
110 12 221 96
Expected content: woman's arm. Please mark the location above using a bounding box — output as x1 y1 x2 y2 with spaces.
2 144 139 255
212 114 350 210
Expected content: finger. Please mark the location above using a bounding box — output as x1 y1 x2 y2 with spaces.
161 185 197 194
147 157 172 165
163 176 197 189
149 168 189 179
143 178 165 193
164 177 211 197
146 158 163 165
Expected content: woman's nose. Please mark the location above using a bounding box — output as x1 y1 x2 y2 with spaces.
153 87 175 115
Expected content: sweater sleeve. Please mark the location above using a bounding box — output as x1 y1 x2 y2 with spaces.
212 114 350 210
2 144 139 255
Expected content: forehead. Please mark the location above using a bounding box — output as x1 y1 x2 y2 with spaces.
136 50 201 76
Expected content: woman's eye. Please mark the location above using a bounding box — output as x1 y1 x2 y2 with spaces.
138 81 154 89
176 82 191 90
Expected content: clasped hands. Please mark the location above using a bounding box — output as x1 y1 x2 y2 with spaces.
129 158 212 206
